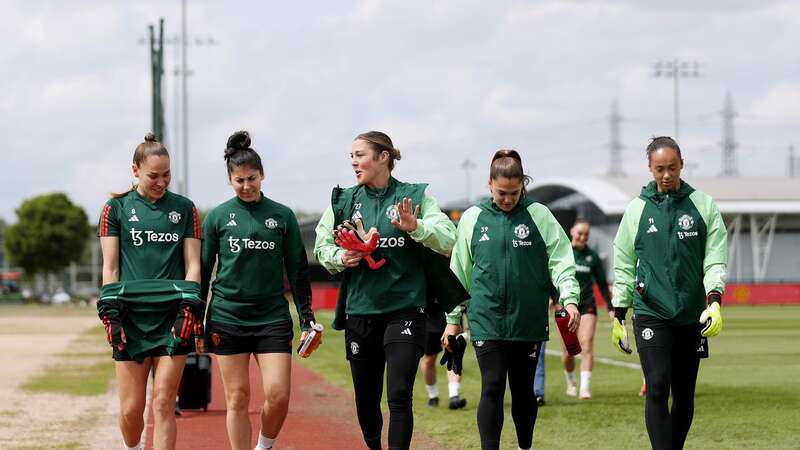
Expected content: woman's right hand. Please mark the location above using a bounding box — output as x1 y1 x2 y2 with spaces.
441 324 463 351
341 249 365 268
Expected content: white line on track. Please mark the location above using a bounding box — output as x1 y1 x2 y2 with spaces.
544 349 641 370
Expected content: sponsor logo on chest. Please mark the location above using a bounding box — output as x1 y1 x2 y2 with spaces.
676 214 698 239
228 236 276 253
129 228 180 246
512 223 532 248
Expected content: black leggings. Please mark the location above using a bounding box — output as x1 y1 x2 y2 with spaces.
474 340 540 450
349 342 423 450
635 316 703 450
345 310 426 450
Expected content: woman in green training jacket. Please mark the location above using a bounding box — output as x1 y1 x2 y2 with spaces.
313 131 459 450
201 131 316 450
97 133 203 450
444 149 580 450
560 218 613 400
611 136 727 450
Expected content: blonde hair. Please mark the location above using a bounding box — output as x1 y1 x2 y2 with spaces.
355 131 402 171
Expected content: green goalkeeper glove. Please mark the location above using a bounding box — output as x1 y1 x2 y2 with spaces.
699 293 723 337
611 307 632 354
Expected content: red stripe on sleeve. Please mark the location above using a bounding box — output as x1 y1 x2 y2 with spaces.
100 204 111 236
192 207 201 239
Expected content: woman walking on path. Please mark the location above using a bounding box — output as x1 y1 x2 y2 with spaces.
314 131 464 450
97 133 204 450
201 131 317 450
561 218 612 399
611 136 727 450
444 150 580 450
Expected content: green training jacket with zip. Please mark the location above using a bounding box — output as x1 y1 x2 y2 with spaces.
447 197 579 342
313 177 458 321
612 180 727 325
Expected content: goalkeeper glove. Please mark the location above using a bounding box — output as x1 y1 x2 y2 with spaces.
611 307 632 354
173 306 200 345
102 316 126 351
440 334 467 375
699 292 723 337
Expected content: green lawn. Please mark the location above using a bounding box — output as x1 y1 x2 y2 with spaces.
298 306 800 449
20 325 113 396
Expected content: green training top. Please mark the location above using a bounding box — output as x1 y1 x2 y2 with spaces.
573 245 612 307
201 194 314 329
612 180 727 325
98 190 201 281
447 197 579 342
314 177 456 316
98 279 202 362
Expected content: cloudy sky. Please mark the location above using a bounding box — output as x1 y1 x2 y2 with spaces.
2 1 798 223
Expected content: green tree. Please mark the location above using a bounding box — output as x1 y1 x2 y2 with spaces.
5 193 90 277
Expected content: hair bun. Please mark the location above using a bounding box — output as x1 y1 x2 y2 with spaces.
144 132 157 142
227 131 251 150
393 148 402 161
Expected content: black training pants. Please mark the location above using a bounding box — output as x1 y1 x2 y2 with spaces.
634 315 704 450
474 340 540 450
345 310 425 450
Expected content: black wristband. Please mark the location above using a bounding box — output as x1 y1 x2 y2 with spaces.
614 307 628 321
707 291 722 306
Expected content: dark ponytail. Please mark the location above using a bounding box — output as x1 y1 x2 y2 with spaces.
224 130 264 176
646 136 682 162
489 149 531 188
111 133 169 198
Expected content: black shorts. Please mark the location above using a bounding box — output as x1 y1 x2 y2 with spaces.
345 308 426 361
578 302 597 315
424 331 444 356
472 339 541 359
112 343 194 362
424 314 446 356
207 320 294 355
633 315 709 358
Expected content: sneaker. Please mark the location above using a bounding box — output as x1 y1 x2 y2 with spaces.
427 397 439 408
580 389 592 400
536 396 545 406
448 395 467 410
566 384 578 397
639 383 647 397
174 404 183 416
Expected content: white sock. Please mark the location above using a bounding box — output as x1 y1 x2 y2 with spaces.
124 442 142 450
425 383 439 399
518 447 531 450
564 370 576 386
256 433 275 450
448 381 461 398
580 371 592 391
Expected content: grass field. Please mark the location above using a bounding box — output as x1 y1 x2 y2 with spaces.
298 306 800 449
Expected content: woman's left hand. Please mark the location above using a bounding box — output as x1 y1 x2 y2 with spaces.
391 197 420 232
565 303 581 332
195 336 206 354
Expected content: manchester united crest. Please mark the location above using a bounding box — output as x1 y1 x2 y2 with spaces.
168 211 181 224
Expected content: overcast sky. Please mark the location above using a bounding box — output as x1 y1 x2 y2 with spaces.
2 1 798 223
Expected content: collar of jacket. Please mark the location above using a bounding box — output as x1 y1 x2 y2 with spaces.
363 176 398 199
235 192 264 208
640 179 694 203
482 196 533 215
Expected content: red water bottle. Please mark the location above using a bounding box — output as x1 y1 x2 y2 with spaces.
555 309 582 356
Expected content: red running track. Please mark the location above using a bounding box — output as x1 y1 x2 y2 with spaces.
144 355 369 450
